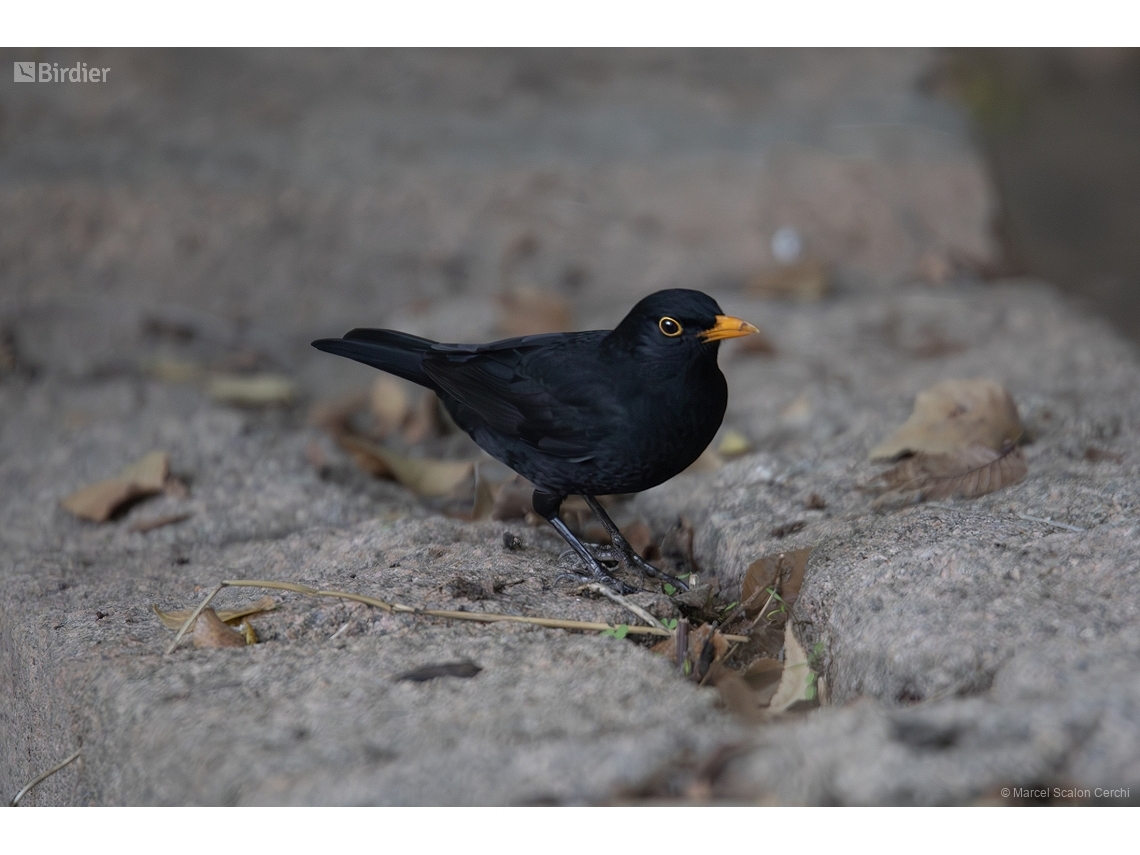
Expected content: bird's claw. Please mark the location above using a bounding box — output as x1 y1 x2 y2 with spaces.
554 568 638 596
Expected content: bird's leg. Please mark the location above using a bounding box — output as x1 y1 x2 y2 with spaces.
532 490 637 594
581 495 690 592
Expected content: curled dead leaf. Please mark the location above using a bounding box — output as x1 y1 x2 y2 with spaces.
207 373 296 406
741 547 813 618
767 623 817 713
870 378 1022 461
334 433 473 497
191 607 248 648
60 451 171 522
118 451 169 491
370 376 410 438
872 442 1027 508
153 596 277 630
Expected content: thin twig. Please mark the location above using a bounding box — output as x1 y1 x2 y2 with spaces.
329 622 352 642
163 578 745 654
1017 514 1086 533
579 583 667 630
10 749 81 807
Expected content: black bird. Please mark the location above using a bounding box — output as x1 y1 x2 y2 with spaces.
312 289 758 592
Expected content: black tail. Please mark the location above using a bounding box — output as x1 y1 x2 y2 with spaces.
311 328 437 387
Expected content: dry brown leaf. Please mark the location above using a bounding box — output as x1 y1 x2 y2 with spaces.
747 259 830 301
768 623 816 712
207 373 296 406
153 596 277 629
870 378 1023 461
497 287 572 336
873 442 1027 507
369 376 410 438
118 451 169 491
402 391 440 444
60 451 171 522
741 547 813 617
192 607 248 648
334 433 472 497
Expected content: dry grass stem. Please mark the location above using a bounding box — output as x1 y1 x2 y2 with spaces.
579 582 667 630
9 749 82 807
163 578 746 653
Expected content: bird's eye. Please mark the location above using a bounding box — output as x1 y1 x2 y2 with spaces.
658 317 683 337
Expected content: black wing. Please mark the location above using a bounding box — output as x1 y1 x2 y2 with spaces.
421 333 614 462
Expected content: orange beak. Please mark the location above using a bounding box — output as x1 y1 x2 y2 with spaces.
698 315 761 342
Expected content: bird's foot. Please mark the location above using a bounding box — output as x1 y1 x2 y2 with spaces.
578 544 689 591
581 544 622 565
554 568 638 596
624 551 691 593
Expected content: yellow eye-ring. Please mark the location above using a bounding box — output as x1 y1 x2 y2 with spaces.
659 317 683 337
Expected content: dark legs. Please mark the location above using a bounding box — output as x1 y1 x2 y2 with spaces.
532 489 688 593
581 495 690 591
532 489 634 593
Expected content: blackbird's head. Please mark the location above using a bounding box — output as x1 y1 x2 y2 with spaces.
611 289 759 359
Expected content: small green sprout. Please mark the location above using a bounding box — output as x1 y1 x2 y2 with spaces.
601 624 630 639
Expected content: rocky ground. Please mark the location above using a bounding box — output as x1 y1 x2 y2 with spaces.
2 49 1137 805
